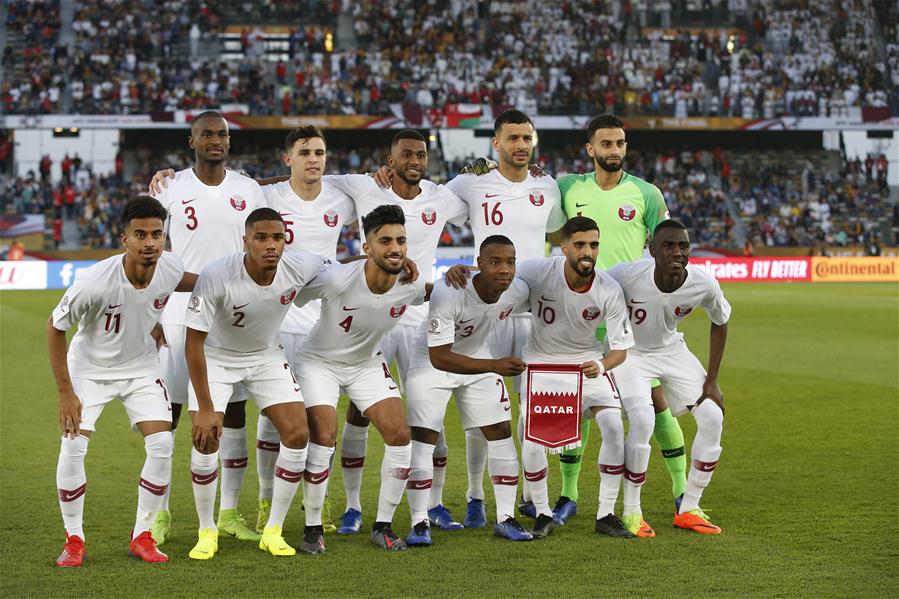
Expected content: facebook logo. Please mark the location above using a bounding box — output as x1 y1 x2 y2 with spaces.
47 261 96 289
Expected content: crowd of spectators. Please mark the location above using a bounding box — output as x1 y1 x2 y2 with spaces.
2 0 896 117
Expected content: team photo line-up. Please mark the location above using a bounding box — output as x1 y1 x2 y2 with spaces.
49 109 731 567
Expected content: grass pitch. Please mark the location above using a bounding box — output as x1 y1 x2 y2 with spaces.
1 283 897 598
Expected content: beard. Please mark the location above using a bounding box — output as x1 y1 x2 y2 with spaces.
595 156 623 173
570 257 595 277
375 254 405 275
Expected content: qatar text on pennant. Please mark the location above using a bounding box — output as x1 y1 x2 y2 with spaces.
524 364 583 449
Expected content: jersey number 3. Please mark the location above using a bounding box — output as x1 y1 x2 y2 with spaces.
185 206 198 230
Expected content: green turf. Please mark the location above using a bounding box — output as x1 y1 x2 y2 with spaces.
1 283 897 598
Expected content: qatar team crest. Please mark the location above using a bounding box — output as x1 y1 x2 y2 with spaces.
582 306 601 321
323 211 339 227
618 204 636 221
153 293 171 309
280 288 297 305
230 196 247 211
498 307 514 320
529 191 545 206
389 303 407 318
674 304 693 317
421 208 437 225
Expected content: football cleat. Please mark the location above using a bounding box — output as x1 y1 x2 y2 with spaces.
673 509 721 534
255 498 271 533
531 514 555 539
371 525 407 551
551 496 577 525
217 509 261 541
188 528 219 560
594 514 635 538
622 513 656 538
56 534 85 567
129 530 169 563
428 504 464 530
493 517 533 541
151 509 171 546
322 496 337 533
259 525 296 556
517 499 537 520
299 526 326 555
406 520 432 547
337 508 363 534
463 498 487 529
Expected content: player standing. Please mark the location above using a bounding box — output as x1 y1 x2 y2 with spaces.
325 130 469 533
293 205 426 553
184 208 330 558
149 111 267 545
49 196 195 566
552 113 682 529
253 126 356 533
405 235 533 545
514 217 635 538
444 109 566 527
607 220 730 534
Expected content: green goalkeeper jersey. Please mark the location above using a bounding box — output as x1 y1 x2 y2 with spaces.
558 171 669 269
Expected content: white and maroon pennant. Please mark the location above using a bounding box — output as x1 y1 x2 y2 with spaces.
524 363 583 452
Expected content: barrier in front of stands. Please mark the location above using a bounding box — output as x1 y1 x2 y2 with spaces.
2 256 896 290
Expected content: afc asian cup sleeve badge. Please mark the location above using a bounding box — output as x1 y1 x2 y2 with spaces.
280 288 297 305
389 303 407 318
529 191 545 206
618 204 637 221
188 295 203 313
582 306 601 321
230 196 247 211
674 304 693 317
59 294 71 313
153 293 171 309
323 211 339 227
428 318 441 335
421 208 437 225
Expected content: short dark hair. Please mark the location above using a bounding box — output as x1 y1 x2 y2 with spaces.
586 113 624 142
391 129 427 149
562 216 599 240
494 109 534 135
362 204 405 237
190 110 227 133
652 219 689 237
479 235 514 252
285 126 326 151
122 195 167 228
245 207 284 231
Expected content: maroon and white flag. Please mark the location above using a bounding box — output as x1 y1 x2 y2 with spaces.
524 363 583 452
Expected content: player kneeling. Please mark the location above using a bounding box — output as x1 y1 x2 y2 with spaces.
608 220 731 535
405 235 533 545
49 196 197 566
185 208 331 559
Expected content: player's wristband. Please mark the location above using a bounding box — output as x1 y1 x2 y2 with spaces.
596 360 606 376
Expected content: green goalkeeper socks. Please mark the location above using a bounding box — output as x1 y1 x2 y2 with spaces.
653 408 687 499
558 422 590 502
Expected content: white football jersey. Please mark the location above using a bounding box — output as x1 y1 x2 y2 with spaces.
154 168 267 326
263 179 356 334
606 259 731 355
516 256 633 362
326 174 468 326
296 260 427 365
51 252 184 380
185 252 329 367
410 276 531 370
447 171 565 262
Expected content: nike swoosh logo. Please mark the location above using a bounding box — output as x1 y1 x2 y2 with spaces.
107 304 122 310
343 306 359 311
575 203 589 208
459 318 475 323
232 303 249 310
388 385 398 391
181 198 197 205
631 300 646 304
539 296 555 302
484 193 501 198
